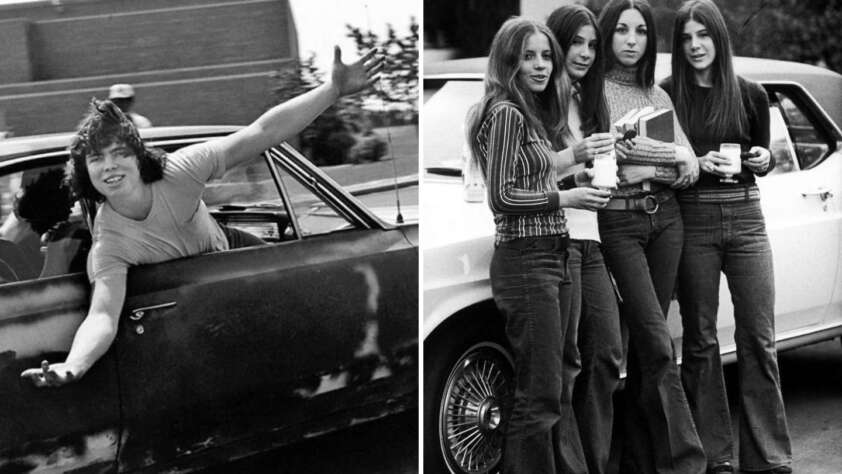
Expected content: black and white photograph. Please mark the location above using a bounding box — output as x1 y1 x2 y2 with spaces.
0 0 418 472
422 0 842 473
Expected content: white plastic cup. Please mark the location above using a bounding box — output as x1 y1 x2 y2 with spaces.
718 143 742 176
591 152 618 189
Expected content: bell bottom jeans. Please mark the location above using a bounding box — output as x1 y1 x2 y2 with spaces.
677 199 792 471
598 198 706 474
566 239 623 474
490 235 588 474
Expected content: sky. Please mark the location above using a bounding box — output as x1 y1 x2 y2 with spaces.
288 0 417 71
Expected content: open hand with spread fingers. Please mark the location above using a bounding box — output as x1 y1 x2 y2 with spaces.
21 360 81 388
331 46 385 97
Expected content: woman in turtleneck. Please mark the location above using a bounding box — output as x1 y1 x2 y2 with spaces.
595 1 706 473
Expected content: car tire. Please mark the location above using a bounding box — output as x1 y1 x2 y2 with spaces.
424 321 514 474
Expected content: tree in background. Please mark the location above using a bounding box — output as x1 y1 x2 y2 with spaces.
272 18 418 166
347 16 419 125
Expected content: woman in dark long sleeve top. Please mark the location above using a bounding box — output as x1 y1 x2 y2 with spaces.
662 1 792 473
466 16 610 474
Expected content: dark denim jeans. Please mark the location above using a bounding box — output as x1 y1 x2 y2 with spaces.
566 239 623 474
597 198 706 474
490 235 588 474
677 200 792 471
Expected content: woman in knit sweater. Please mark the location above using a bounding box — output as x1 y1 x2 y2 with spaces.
546 6 623 474
465 17 609 473
662 1 792 473
595 1 706 473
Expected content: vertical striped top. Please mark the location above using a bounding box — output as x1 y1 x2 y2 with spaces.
475 101 567 244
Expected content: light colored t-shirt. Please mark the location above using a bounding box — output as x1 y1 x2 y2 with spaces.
87 140 229 282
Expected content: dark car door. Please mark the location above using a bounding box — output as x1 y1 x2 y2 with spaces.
0 159 121 473
112 147 417 471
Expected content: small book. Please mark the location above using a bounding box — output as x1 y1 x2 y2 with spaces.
625 106 654 133
637 108 674 142
612 108 640 134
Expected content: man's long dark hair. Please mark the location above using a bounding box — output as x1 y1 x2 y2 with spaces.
68 99 165 202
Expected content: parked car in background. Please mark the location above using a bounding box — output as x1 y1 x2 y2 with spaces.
0 127 418 472
422 54 842 474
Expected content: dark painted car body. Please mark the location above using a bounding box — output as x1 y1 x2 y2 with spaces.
0 127 418 472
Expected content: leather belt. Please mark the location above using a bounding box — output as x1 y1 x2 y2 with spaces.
603 191 673 214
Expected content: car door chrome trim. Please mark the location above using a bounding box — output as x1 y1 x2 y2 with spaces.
130 302 177 321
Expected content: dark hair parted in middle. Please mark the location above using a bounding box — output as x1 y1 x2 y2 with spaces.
68 99 166 202
597 0 658 88
670 0 748 138
547 4 610 136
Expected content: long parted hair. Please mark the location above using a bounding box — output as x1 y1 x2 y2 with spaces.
547 4 610 137
466 17 569 170
670 0 747 138
597 0 658 88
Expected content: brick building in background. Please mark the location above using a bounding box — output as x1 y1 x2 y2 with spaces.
0 0 298 136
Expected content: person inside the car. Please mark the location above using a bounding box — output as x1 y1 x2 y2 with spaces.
465 16 611 474
595 0 706 472
661 1 791 473
546 5 623 474
21 46 383 388
13 168 91 277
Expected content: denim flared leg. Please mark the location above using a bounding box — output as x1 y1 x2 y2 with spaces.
724 202 792 471
598 199 706 474
569 240 623 474
678 201 792 471
491 237 588 474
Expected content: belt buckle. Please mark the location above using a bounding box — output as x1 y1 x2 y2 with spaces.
643 195 660 214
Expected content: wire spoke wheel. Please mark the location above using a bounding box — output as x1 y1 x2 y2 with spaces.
438 342 513 473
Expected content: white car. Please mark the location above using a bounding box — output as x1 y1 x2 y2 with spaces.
422 54 842 474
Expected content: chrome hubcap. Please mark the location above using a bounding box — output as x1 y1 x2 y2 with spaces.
439 342 513 473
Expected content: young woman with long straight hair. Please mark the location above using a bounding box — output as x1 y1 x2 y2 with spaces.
546 6 623 474
662 1 792 472
595 0 706 472
465 16 610 474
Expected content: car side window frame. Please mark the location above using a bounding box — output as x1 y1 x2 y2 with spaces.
265 143 388 239
762 81 842 172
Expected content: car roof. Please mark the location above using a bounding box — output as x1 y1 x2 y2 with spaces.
0 125 241 163
424 53 842 128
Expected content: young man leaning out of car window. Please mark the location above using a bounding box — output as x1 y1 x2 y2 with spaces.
21 46 383 388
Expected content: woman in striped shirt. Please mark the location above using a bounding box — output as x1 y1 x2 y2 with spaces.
663 1 791 473
465 16 611 474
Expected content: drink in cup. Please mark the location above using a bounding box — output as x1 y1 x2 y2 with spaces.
591 152 618 189
718 143 742 181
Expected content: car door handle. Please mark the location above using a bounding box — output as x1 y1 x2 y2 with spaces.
801 187 834 201
130 302 177 321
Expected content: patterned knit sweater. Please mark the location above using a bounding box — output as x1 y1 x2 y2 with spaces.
604 65 693 197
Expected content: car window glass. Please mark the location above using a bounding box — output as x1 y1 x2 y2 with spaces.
0 165 88 284
766 106 798 175
278 167 357 237
770 89 831 170
203 156 293 243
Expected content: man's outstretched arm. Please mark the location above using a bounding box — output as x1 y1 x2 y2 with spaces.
219 46 384 170
21 274 126 387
